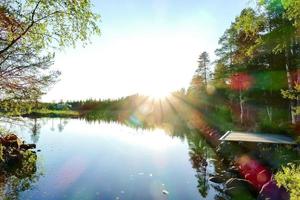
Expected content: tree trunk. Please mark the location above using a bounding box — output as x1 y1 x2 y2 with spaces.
266 106 272 122
292 37 300 123
296 68 300 123
285 47 296 124
239 89 244 124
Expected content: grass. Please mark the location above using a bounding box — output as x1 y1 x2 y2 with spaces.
28 109 80 118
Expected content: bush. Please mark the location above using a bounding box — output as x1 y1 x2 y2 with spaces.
275 163 300 200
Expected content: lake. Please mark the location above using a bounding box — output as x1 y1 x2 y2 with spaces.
1 118 231 200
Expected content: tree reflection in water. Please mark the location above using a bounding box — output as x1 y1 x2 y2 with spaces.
81 103 231 199
30 118 41 144
188 133 210 198
7 92 298 199
0 150 42 199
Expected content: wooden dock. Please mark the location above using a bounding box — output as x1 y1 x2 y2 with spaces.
219 131 297 145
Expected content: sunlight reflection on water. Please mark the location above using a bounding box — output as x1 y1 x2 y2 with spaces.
1 118 222 200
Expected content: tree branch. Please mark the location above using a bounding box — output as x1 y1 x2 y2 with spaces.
0 0 42 55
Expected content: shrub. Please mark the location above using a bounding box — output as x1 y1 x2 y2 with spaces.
275 163 300 200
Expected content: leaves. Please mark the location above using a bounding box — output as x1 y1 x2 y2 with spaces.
0 0 101 114
282 0 300 28
275 163 300 200
281 83 300 115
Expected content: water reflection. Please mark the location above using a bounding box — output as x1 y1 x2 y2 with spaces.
188 133 211 198
76 95 298 199
0 105 298 200
29 118 41 143
1 116 229 200
0 150 42 199
80 98 226 198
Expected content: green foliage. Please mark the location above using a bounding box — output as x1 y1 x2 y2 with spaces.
212 63 228 88
0 0 101 115
275 164 300 200
281 84 300 115
206 0 300 130
196 52 210 86
253 71 287 92
282 0 300 28
30 109 79 118
2 150 42 199
258 0 298 53
1 0 100 52
281 84 300 100
259 119 291 134
234 8 265 58
205 104 235 132
0 100 34 116
259 0 285 14
0 127 14 137
235 9 266 37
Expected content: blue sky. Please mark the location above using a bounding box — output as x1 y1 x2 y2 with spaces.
43 0 253 101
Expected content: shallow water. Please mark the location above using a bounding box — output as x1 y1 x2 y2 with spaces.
1 118 227 200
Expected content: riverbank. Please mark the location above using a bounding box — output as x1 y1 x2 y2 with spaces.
0 134 36 165
23 109 80 118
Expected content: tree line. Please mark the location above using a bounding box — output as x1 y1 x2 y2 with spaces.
186 0 300 134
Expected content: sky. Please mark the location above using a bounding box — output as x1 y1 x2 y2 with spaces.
43 0 253 102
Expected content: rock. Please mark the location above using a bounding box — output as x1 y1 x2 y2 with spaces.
226 186 246 196
162 190 169 195
5 149 23 165
209 176 225 184
2 134 22 148
225 178 253 188
225 178 257 197
20 144 36 150
0 134 36 165
4 134 18 141
228 166 239 174
257 180 289 200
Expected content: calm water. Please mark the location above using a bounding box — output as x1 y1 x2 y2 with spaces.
1 118 226 200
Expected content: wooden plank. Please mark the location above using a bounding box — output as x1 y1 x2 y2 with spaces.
219 131 296 144
219 131 231 141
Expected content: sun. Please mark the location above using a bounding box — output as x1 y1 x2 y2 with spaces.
144 89 171 101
